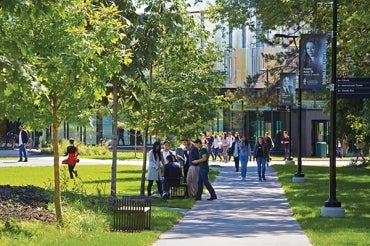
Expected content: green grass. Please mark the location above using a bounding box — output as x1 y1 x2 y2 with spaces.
0 163 219 246
273 164 370 245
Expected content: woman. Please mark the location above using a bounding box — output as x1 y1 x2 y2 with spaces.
147 141 163 197
211 133 223 161
238 136 251 181
253 137 269 182
221 132 230 163
232 136 240 172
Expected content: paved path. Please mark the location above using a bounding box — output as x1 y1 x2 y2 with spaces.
153 162 312 246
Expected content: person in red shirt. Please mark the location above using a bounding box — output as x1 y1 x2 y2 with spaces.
62 138 79 179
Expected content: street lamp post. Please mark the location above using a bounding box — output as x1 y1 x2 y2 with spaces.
274 33 304 181
321 0 344 217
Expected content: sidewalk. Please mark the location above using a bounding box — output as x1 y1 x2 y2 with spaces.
153 161 312 246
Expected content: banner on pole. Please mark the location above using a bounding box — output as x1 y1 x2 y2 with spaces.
279 73 296 106
300 34 327 89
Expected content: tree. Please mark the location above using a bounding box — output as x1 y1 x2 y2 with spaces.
0 0 131 225
208 0 370 143
110 0 226 195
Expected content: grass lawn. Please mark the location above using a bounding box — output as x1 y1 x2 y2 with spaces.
0 162 218 246
273 164 370 245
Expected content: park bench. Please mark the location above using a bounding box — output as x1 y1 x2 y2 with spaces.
113 196 151 232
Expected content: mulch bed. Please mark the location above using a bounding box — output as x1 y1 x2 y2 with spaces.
0 185 55 223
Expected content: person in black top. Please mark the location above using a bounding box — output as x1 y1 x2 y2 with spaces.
264 132 274 165
253 137 269 182
162 155 182 199
18 124 29 162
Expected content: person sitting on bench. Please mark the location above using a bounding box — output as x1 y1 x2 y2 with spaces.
162 154 182 199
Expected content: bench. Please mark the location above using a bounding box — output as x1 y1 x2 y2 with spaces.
113 196 151 232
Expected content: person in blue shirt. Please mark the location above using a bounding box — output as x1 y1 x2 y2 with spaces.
237 135 252 181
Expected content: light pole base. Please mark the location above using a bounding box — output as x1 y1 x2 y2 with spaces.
292 176 305 183
285 160 295 165
320 206 345 217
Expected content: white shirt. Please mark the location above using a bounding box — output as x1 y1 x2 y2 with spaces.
19 131 23 145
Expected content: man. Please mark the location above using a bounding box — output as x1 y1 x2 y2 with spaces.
193 139 217 201
162 155 182 199
18 124 29 162
281 76 294 105
281 131 290 160
264 132 274 165
186 140 200 198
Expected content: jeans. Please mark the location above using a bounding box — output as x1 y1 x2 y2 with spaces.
196 169 216 200
240 156 248 179
19 144 27 159
234 156 240 171
256 157 266 180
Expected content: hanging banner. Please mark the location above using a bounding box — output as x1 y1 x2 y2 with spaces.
278 73 296 106
300 34 327 89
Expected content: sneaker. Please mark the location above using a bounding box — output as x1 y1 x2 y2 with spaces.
207 197 217 201
74 170 78 177
17 159 23 162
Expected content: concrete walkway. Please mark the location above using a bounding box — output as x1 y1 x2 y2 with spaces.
153 161 312 246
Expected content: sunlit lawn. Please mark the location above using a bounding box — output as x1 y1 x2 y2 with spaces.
0 162 218 246
273 164 370 245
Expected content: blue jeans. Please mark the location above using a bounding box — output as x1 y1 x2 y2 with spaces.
19 144 27 160
256 157 266 179
240 155 248 179
196 169 217 199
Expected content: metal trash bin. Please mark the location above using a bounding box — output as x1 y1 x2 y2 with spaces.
316 142 327 157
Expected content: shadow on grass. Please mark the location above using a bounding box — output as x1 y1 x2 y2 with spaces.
273 164 370 241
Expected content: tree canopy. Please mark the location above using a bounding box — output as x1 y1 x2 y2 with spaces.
208 0 370 143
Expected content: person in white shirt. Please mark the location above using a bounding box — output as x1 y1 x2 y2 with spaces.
18 124 29 162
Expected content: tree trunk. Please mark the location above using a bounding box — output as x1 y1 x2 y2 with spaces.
110 81 118 199
140 125 149 196
52 96 63 226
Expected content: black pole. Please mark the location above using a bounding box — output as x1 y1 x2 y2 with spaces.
325 0 341 207
295 39 304 177
288 105 292 159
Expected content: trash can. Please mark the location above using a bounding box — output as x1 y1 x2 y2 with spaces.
316 142 327 157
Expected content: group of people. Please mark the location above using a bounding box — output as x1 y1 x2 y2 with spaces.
205 131 238 163
147 138 217 201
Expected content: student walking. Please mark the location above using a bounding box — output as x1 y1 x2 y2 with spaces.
253 137 269 182
61 138 79 179
238 136 252 181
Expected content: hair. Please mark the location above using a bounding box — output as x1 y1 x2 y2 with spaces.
257 137 265 143
166 154 175 162
152 141 161 161
241 135 248 144
194 139 202 144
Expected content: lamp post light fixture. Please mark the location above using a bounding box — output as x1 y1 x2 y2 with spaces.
321 0 345 217
274 33 304 181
